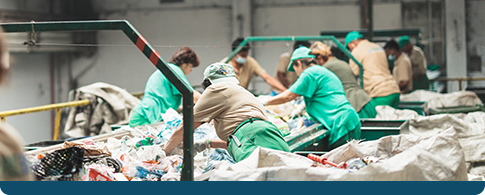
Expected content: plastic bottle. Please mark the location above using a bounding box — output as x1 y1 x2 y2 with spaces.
346 158 367 171
135 137 154 148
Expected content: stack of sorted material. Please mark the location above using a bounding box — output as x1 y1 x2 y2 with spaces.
208 128 467 181
377 105 485 180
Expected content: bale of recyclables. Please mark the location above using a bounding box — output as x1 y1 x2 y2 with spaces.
209 127 467 181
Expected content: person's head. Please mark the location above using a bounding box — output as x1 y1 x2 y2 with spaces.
202 62 240 89
384 39 401 60
309 41 332 65
288 47 316 76
231 37 251 64
345 31 364 51
398 35 413 54
0 27 8 85
169 47 200 76
293 41 311 51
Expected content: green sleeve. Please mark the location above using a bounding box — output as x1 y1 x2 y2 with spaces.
288 71 316 98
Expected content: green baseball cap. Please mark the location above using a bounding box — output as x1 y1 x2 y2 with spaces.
287 47 315 72
344 31 363 47
203 62 240 84
398 35 411 49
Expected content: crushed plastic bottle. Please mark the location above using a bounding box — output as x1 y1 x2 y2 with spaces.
346 158 367 171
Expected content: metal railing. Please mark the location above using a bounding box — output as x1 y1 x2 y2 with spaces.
430 77 485 91
224 36 365 88
0 20 195 181
0 100 90 141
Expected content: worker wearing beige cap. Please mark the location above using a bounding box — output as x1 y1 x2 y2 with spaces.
309 41 376 118
345 31 401 108
163 63 290 162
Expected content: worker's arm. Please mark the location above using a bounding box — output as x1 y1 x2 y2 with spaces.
193 90 201 104
210 139 227 149
398 81 409 91
277 72 290 88
163 121 203 155
260 72 287 92
267 90 299 105
349 60 360 77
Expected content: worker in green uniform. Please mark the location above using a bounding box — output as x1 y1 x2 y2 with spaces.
263 47 361 149
163 63 290 162
129 47 202 127
309 41 376 118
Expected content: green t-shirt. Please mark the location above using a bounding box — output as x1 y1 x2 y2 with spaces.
289 65 360 145
132 63 193 124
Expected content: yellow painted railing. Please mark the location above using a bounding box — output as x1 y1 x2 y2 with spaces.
0 99 90 141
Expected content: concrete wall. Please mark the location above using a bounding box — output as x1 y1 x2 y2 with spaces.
0 53 53 144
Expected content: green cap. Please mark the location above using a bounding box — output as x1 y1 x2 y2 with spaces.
344 31 363 47
398 35 411 49
203 62 240 84
287 47 315 72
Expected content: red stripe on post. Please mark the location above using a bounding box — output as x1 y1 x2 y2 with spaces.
136 36 146 51
149 50 160 66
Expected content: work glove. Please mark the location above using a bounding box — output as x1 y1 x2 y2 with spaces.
289 104 305 118
193 139 211 154
258 98 268 106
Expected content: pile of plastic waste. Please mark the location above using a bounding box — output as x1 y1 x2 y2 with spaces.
27 108 231 181
259 95 318 137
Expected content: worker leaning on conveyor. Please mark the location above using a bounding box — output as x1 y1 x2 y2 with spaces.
399 35 429 90
270 41 311 96
309 41 377 119
384 40 413 94
162 63 290 162
220 37 287 93
262 47 361 149
129 47 202 127
345 31 401 108
0 27 33 181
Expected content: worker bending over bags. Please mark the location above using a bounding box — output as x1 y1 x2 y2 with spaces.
163 63 290 162
309 41 376 119
263 47 361 149
129 47 202 127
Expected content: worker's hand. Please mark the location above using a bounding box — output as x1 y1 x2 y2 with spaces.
289 104 305 118
193 139 211 154
258 98 268 106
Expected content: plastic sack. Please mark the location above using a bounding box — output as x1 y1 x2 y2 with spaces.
209 127 467 181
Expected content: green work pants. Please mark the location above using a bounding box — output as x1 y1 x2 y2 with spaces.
413 75 430 90
329 122 361 150
227 118 290 162
358 100 377 119
372 93 401 109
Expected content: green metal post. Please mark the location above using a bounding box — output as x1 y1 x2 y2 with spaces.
224 36 364 88
0 20 195 181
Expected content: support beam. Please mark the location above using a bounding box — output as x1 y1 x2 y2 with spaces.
231 0 252 40
445 0 467 92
